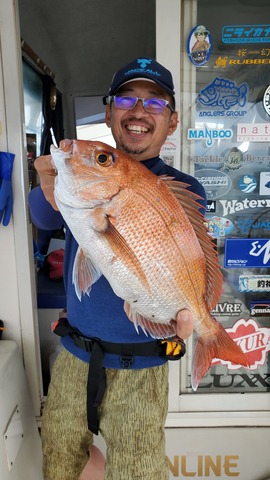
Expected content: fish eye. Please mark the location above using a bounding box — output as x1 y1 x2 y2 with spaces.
97 154 108 163
96 152 114 167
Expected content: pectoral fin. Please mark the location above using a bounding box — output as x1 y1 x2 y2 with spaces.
72 247 101 300
103 220 150 291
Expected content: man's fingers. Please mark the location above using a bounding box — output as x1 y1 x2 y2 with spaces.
175 309 193 339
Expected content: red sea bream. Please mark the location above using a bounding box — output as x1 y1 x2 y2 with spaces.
52 139 249 389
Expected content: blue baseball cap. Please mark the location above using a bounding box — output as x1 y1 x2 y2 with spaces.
108 57 175 98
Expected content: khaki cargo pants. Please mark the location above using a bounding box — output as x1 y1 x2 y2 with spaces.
41 348 169 480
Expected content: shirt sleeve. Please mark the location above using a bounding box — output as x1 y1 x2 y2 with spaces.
28 186 64 230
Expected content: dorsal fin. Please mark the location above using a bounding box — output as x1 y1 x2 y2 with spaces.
160 177 223 310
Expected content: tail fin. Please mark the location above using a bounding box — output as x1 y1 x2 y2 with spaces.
191 321 250 391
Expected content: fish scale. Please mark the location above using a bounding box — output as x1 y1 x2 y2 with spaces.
52 139 250 389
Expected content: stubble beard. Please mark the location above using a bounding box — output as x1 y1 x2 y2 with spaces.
117 141 148 157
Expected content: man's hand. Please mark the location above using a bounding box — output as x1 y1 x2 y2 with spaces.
34 155 59 210
175 309 193 339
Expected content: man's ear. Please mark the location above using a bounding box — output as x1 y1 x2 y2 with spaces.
105 105 111 128
168 111 178 136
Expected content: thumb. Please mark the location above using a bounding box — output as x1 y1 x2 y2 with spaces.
176 309 193 339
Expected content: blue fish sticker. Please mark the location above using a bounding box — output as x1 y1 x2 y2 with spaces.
239 175 257 193
197 77 248 110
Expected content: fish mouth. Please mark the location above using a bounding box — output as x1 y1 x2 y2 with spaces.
198 94 210 105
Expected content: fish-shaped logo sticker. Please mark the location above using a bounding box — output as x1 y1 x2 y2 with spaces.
197 77 248 110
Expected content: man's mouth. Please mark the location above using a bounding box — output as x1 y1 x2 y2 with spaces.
126 124 150 134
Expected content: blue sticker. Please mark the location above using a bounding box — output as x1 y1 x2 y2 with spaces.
222 25 270 44
236 217 270 235
238 174 257 193
187 25 212 66
225 238 270 268
259 172 270 195
197 78 248 110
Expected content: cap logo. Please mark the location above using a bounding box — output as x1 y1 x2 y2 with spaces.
137 58 152 69
124 58 162 80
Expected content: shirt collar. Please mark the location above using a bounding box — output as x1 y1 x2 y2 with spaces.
140 156 165 175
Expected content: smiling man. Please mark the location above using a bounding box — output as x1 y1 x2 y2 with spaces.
31 57 206 480
104 63 178 160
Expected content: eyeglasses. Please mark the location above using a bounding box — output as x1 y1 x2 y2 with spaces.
103 95 175 114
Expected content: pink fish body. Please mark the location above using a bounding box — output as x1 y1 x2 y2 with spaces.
52 139 249 389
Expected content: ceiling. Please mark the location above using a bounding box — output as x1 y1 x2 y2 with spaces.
18 0 156 98
18 0 269 100
18 0 269 128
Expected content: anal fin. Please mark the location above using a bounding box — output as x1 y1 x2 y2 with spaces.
124 301 176 339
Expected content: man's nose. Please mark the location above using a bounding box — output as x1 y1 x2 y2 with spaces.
132 98 146 113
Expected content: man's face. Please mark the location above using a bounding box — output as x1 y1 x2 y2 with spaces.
105 80 178 161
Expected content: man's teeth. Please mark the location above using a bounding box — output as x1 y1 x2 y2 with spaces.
127 125 149 134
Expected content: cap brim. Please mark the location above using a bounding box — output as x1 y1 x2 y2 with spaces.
117 78 156 88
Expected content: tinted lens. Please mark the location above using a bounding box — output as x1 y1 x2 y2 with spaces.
143 98 167 113
114 96 137 109
112 96 172 113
